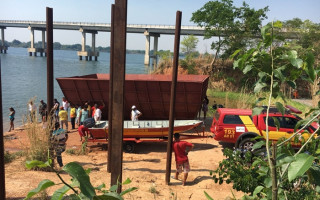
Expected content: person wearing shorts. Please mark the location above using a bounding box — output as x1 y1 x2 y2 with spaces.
9 107 15 132
78 124 90 141
172 133 194 186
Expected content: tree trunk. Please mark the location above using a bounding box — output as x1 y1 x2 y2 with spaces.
311 76 320 107
271 141 278 200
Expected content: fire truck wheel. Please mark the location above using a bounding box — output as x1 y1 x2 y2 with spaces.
239 137 256 152
123 142 135 153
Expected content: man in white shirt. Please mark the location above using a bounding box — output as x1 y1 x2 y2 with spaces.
62 97 70 112
28 100 37 122
131 105 142 121
94 104 102 122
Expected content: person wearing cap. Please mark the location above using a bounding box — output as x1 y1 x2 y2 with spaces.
39 100 47 123
59 106 68 132
131 105 142 121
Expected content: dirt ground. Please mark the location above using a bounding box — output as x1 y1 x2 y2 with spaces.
4 118 244 200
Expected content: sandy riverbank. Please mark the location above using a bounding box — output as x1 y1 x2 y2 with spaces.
4 118 244 200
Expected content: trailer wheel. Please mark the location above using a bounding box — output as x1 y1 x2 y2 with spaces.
123 142 135 153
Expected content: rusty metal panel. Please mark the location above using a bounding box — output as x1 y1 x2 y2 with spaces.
56 74 209 120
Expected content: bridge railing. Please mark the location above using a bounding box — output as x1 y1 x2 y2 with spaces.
0 20 204 30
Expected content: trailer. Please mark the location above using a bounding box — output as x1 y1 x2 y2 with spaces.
84 120 207 152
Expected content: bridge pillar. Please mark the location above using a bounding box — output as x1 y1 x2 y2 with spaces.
144 31 160 66
152 34 159 67
77 28 99 61
144 31 150 65
0 27 7 54
27 26 46 57
41 30 46 57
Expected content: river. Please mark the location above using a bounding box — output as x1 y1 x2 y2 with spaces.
0 47 152 131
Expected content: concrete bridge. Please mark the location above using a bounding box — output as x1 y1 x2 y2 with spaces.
0 20 300 64
0 20 206 64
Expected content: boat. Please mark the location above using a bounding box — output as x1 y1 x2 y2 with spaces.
88 120 204 139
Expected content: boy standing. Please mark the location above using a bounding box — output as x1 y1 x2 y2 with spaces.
172 133 194 186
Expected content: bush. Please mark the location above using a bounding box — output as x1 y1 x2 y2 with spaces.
211 148 264 194
4 151 25 164
24 97 55 170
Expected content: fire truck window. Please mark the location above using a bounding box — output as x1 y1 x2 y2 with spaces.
264 117 283 128
283 117 298 129
223 115 243 124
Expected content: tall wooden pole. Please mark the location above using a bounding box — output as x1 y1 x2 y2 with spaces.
107 4 115 173
165 11 182 185
110 0 127 190
0 57 6 199
46 7 54 114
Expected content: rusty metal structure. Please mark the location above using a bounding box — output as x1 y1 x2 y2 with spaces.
166 10 182 185
56 74 209 120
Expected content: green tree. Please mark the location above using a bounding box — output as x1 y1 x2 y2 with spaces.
283 19 320 106
231 21 320 200
180 35 199 58
53 42 62 49
191 0 268 72
11 39 21 46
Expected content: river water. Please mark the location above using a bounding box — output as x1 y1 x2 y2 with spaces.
0 47 152 131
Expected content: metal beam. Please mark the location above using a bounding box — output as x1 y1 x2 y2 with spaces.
46 7 54 117
0 56 6 200
110 0 127 191
107 3 115 174
165 11 182 185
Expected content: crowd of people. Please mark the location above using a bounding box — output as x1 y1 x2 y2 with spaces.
10 98 196 185
9 97 104 167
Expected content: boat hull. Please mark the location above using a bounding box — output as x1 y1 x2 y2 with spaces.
89 120 203 139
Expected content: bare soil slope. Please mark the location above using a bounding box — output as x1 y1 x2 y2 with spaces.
4 119 243 200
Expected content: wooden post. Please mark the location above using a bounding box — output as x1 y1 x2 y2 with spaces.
110 0 127 191
0 57 6 199
107 4 115 173
165 11 182 185
46 7 54 115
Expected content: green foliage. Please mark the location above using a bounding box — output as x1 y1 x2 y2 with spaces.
210 138 320 199
211 148 264 194
4 151 24 164
191 0 268 61
229 21 320 199
155 50 172 62
180 35 199 58
24 98 54 169
179 59 197 74
24 160 137 200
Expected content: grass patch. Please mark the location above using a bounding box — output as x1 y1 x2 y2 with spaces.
208 90 244 100
23 97 55 170
65 138 88 156
207 89 312 115
65 148 77 155
4 151 25 164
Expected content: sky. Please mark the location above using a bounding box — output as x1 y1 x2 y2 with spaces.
1 0 320 53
